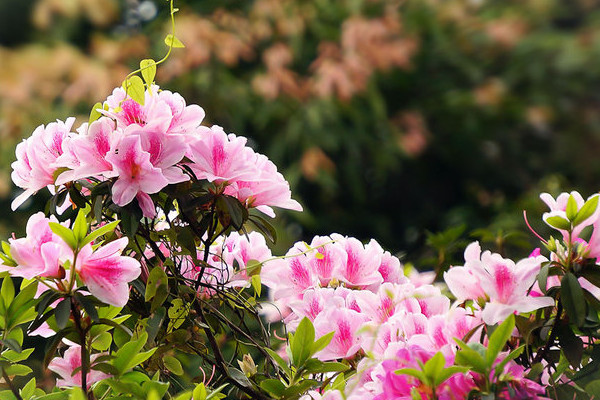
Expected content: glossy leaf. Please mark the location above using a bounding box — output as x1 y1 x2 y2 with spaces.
561 272 586 327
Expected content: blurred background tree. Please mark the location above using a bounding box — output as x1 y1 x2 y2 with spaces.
2 0 600 268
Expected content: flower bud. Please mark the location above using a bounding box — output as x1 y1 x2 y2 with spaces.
237 354 257 377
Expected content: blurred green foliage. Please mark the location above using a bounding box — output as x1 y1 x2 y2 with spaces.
2 0 600 262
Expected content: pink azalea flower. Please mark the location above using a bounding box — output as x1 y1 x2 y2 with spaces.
104 86 172 131
330 234 384 288
105 135 169 217
11 118 75 210
156 89 205 134
48 344 110 388
377 251 406 285
444 241 487 302
287 288 347 329
54 117 119 185
224 154 303 217
261 244 320 300
448 242 554 324
8 212 72 280
306 236 347 286
76 237 141 307
125 124 189 185
313 307 369 361
494 360 548 399
187 125 256 184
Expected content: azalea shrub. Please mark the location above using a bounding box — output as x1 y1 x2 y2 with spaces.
3 4 600 400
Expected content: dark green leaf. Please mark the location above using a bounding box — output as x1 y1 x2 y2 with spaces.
248 215 277 244
486 314 515 366
557 324 584 368
538 263 549 294
561 272 586 327
54 298 71 330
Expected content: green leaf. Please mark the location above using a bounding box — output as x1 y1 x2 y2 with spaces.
248 215 277 244
88 102 103 125
81 220 119 247
312 331 334 354
1 241 10 255
229 368 251 388
54 298 71 330
395 367 426 382
585 380 600 399
265 348 291 377
72 208 88 244
167 299 189 331
1 277 15 309
91 332 112 351
20 377 36 399
435 366 469 387
454 339 488 374
422 352 445 386
140 59 157 86
32 393 69 400
557 324 584 368
192 383 207 400
122 76 145 106
573 195 599 226
259 379 285 398
494 345 525 376
545 215 571 231
164 34 185 48
246 259 262 276
2 348 34 363
205 384 228 400
282 379 318 398
76 295 99 323
486 314 515 366
538 263 549 294
69 388 86 400
3 364 33 376
145 267 168 302
48 223 77 250
163 355 183 375
304 359 349 373
291 317 315 367
561 272 587 327
251 275 261 297
112 331 148 375
566 194 578 221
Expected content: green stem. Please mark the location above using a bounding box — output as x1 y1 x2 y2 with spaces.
125 0 178 82
71 298 92 399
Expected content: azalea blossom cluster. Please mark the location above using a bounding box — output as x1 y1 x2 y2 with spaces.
0 212 140 307
11 84 302 219
261 233 550 399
